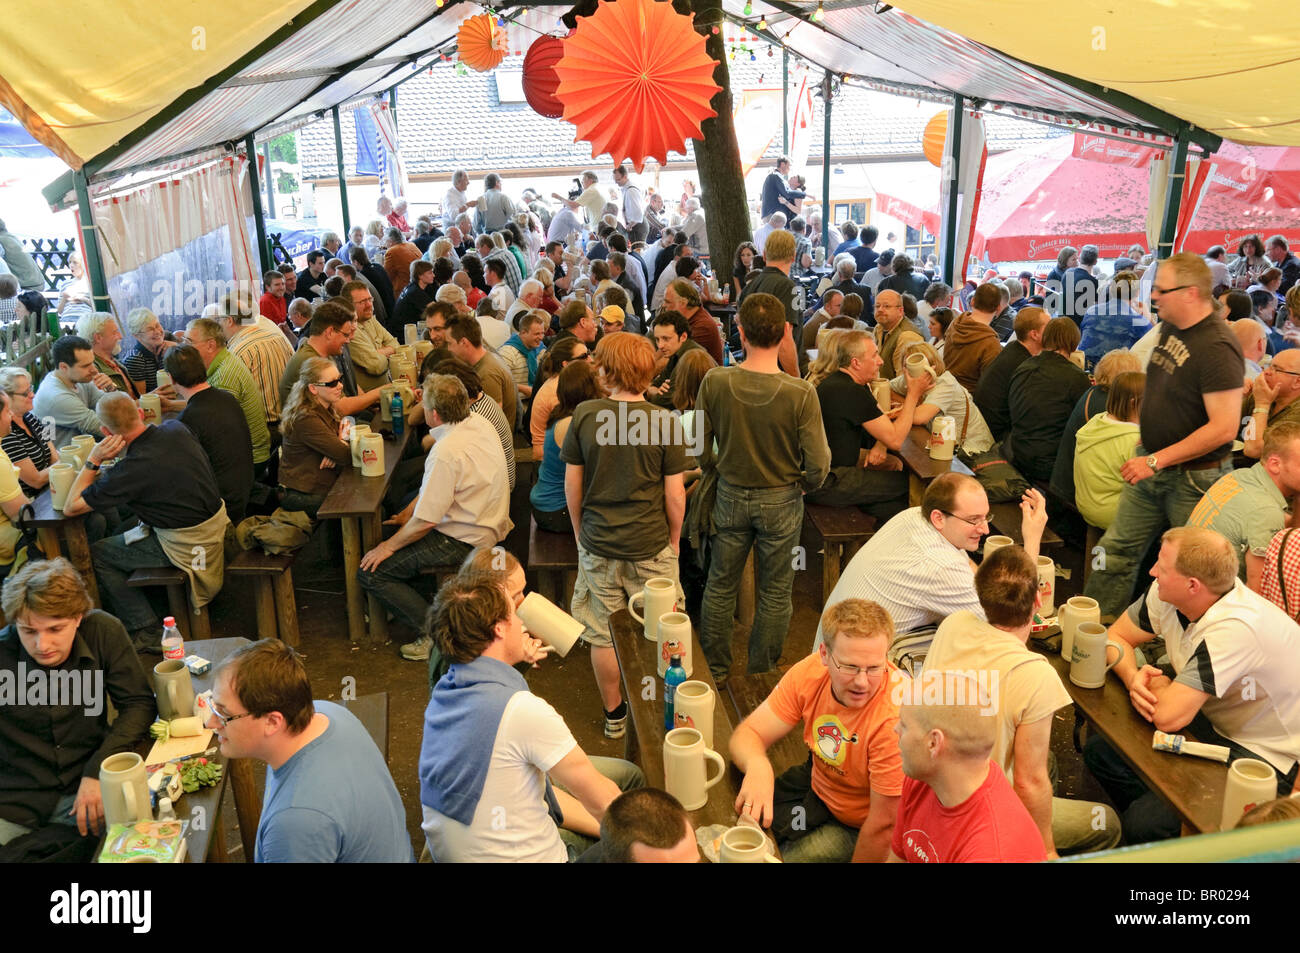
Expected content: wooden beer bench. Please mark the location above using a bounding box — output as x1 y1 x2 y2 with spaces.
803 504 877 606
527 516 578 606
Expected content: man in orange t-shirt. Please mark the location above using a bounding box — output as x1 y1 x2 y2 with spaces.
729 598 903 862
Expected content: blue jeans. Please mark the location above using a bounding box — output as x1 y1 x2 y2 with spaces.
1082 450 1232 619
357 529 473 633
700 481 804 680
770 756 859 863
92 530 173 632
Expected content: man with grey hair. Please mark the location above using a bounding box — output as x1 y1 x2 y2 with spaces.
443 170 477 229
830 254 872 323
477 173 518 233
1265 234 1300 294
678 197 707 256
218 291 293 429
64 391 228 648
321 230 343 261
358 374 512 658
802 288 844 350
76 313 138 397
506 278 544 331
185 317 271 475
753 211 786 260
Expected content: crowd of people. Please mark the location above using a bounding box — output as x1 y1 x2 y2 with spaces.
2 162 1299 864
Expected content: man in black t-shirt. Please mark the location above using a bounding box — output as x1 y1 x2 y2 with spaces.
165 345 254 524
1083 254 1245 620
64 393 226 647
806 331 923 523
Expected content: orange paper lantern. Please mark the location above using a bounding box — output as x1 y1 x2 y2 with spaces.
522 35 566 119
457 13 508 72
554 0 722 173
923 110 948 167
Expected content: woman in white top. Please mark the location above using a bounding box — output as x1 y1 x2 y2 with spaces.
889 340 994 453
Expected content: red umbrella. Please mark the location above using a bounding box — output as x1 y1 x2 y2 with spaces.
554 0 722 172
522 35 566 119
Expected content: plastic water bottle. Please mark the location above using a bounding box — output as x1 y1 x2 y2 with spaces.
391 389 404 436
161 617 184 660
664 654 686 731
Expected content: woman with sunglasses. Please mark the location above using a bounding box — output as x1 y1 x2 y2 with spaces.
278 357 353 519
0 366 59 495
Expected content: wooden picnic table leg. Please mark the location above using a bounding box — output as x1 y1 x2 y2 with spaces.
340 517 366 645
63 519 100 607
227 757 259 861
207 810 229 863
908 472 925 507
362 512 389 646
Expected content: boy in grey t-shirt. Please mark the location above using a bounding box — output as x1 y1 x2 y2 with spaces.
562 333 687 739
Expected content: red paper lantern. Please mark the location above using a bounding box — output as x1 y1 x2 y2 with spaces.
923 110 948 167
522 35 566 119
554 0 722 172
457 13 508 72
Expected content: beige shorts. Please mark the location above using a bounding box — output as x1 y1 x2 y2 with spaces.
571 543 682 648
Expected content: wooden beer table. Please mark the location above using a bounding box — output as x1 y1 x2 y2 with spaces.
1040 648 1225 836
611 609 781 857
899 425 950 505
317 427 413 645
28 490 100 606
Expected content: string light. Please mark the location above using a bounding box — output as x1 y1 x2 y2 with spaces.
743 0 752 13
813 0 825 21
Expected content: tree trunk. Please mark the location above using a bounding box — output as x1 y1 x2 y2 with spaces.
684 0 751 280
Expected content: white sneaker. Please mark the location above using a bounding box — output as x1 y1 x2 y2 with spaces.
401 635 432 661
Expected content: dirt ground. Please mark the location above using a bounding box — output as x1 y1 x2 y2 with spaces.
195 477 1110 860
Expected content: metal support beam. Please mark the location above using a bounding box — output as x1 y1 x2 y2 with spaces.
247 136 272 275
782 47 790 155
820 71 832 251
262 141 275 222
333 107 351 235
389 87 398 133
1157 129 1190 261
72 171 112 313
940 96 963 287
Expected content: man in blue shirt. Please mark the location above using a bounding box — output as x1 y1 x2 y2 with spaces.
206 639 412 863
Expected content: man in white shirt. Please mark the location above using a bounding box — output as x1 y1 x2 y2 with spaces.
817 473 1048 653
358 375 512 649
753 212 785 262
418 574 642 861
613 164 646 244
443 169 478 229
927 545 1121 857
505 279 544 331
1083 525 1300 842
553 170 605 232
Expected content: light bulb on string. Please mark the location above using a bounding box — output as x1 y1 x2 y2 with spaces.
743 0 752 13
813 0 825 22
758 16 767 30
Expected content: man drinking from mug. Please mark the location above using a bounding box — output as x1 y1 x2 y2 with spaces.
729 598 902 863
0 559 154 853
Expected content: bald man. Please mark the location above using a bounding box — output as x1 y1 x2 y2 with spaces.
872 290 922 379
1243 347 1300 463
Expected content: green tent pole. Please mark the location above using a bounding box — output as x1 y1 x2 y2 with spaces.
246 135 272 274
72 170 111 314
941 96 964 287
820 71 831 251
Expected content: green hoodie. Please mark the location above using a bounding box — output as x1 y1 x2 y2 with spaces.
1073 413 1140 529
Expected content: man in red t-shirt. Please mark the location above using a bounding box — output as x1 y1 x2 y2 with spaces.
729 599 903 863
889 672 1045 863
259 270 288 326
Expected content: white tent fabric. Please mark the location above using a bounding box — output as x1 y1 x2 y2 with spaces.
937 109 988 282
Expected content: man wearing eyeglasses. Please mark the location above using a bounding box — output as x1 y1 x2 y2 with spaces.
206 638 412 862
1242 348 1300 460
729 598 903 863
1083 253 1245 620
817 473 1049 653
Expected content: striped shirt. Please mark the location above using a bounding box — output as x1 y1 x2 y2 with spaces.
472 392 516 492
816 508 983 646
207 348 271 464
123 341 163 392
228 322 293 424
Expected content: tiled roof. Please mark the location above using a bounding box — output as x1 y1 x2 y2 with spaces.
298 56 1065 179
